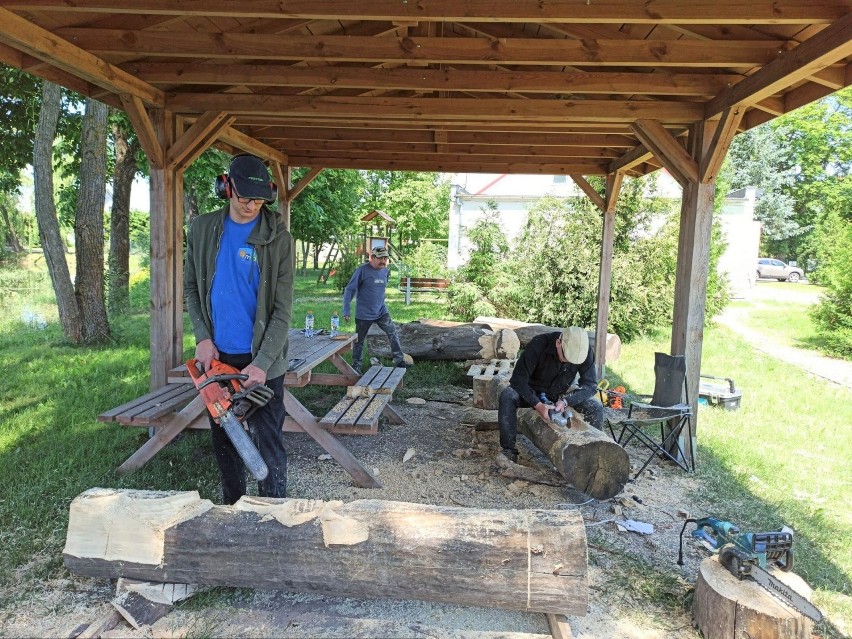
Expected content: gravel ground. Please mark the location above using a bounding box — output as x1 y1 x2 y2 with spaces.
2 384 710 639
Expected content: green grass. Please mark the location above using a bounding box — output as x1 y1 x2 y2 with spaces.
1 263 850 635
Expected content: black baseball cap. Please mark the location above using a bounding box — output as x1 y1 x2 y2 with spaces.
229 155 273 200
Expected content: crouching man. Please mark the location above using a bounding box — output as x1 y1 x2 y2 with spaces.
498 326 603 462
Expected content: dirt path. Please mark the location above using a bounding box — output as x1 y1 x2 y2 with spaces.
716 283 852 390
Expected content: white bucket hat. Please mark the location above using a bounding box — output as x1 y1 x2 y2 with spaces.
561 326 589 364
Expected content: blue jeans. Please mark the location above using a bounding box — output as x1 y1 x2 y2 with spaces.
209 352 288 505
498 386 604 452
353 312 405 370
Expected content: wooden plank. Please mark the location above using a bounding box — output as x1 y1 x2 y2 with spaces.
126 386 197 424
116 395 207 475
56 29 791 67
10 1 848 24
165 110 234 171
0 8 164 106
631 119 698 186
98 383 190 421
546 613 575 639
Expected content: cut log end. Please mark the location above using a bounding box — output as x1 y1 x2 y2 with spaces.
693 556 814 639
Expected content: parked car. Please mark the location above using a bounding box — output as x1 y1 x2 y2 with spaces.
756 258 804 282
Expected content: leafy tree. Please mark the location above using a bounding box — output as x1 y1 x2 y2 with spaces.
108 109 141 314
290 168 365 273
771 88 852 267
809 209 852 356
0 64 41 195
73 97 110 342
33 80 81 341
360 171 450 247
725 125 801 249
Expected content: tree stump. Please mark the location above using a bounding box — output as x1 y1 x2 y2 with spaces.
472 374 511 409
517 409 629 500
64 489 589 615
693 556 814 639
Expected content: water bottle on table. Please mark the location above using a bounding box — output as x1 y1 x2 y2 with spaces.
330 311 340 337
305 310 315 337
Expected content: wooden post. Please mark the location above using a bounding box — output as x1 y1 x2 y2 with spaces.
149 109 180 390
670 121 718 465
595 172 623 380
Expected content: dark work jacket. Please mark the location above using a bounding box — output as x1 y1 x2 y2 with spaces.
509 331 598 408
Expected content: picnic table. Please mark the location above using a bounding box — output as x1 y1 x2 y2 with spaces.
99 329 406 488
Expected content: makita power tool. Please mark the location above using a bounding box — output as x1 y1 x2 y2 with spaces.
678 517 822 622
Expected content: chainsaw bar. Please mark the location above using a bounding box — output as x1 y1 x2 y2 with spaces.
748 563 823 623
220 411 269 481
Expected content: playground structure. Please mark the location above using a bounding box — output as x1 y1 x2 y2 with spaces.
318 210 401 284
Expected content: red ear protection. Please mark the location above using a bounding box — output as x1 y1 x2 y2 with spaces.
214 174 278 202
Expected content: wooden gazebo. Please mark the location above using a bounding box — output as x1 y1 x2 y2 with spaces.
0 2 849 463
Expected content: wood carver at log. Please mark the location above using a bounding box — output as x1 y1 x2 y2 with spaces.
184 154 295 504
499 326 603 462
342 245 413 374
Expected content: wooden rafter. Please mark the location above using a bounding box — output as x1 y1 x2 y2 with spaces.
630 119 698 187
166 111 236 171
3 1 847 24
0 8 163 105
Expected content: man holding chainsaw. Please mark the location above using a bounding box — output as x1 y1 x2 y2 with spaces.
498 326 603 462
184 154 294 504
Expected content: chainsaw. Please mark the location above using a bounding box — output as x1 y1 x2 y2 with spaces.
186 358 273 481
678 517 822 622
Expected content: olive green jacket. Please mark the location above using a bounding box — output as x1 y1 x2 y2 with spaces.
184 205 295 379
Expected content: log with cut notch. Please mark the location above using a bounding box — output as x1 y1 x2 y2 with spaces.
63 489 588 615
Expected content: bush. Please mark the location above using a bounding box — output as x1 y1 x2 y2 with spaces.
400 241 449 278
809 209 852 357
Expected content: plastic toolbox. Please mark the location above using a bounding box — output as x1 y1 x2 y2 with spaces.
698 374 741 410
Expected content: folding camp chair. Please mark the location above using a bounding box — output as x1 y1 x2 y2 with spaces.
602 353 694 480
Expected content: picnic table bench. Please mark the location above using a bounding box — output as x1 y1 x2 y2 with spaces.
320 366 406 435
399 276 450 305
99 330 406 488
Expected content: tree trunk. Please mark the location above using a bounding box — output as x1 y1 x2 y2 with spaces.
74 97 110 343
693 557 813 639
517 408 629 500
366 320 510 360
300 239 309 274
0 196 24 252
33 81 82 342
64 489 589 616
108 119 139 315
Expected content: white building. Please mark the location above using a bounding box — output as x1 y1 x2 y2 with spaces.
447 172 760 299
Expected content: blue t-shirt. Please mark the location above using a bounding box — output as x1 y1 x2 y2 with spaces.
342 262 389 320
211 216 260 354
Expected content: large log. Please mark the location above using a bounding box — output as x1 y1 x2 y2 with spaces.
693 557 814 639
473 316 621 363
366 320 519 360
516 409 629 500
64 489 589 615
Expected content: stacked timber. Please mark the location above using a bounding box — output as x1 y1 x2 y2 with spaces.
64 489 589 615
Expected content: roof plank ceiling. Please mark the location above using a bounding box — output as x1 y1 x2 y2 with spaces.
0 2 849 175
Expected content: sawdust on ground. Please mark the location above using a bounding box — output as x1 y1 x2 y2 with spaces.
2 381 715 639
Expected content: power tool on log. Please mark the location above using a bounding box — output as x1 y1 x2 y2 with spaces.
678 516 822 622
538 393 572 428
187 358 273 481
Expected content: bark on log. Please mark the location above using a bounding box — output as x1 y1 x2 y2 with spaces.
516 409 629 500
366 320 516 361
693 557 813 639
473 317 622 363
64 489 589 615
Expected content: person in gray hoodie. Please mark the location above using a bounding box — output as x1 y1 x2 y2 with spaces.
343 245 411 374
184 154 294 504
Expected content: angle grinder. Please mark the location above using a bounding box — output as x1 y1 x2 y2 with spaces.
539 393 572 427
